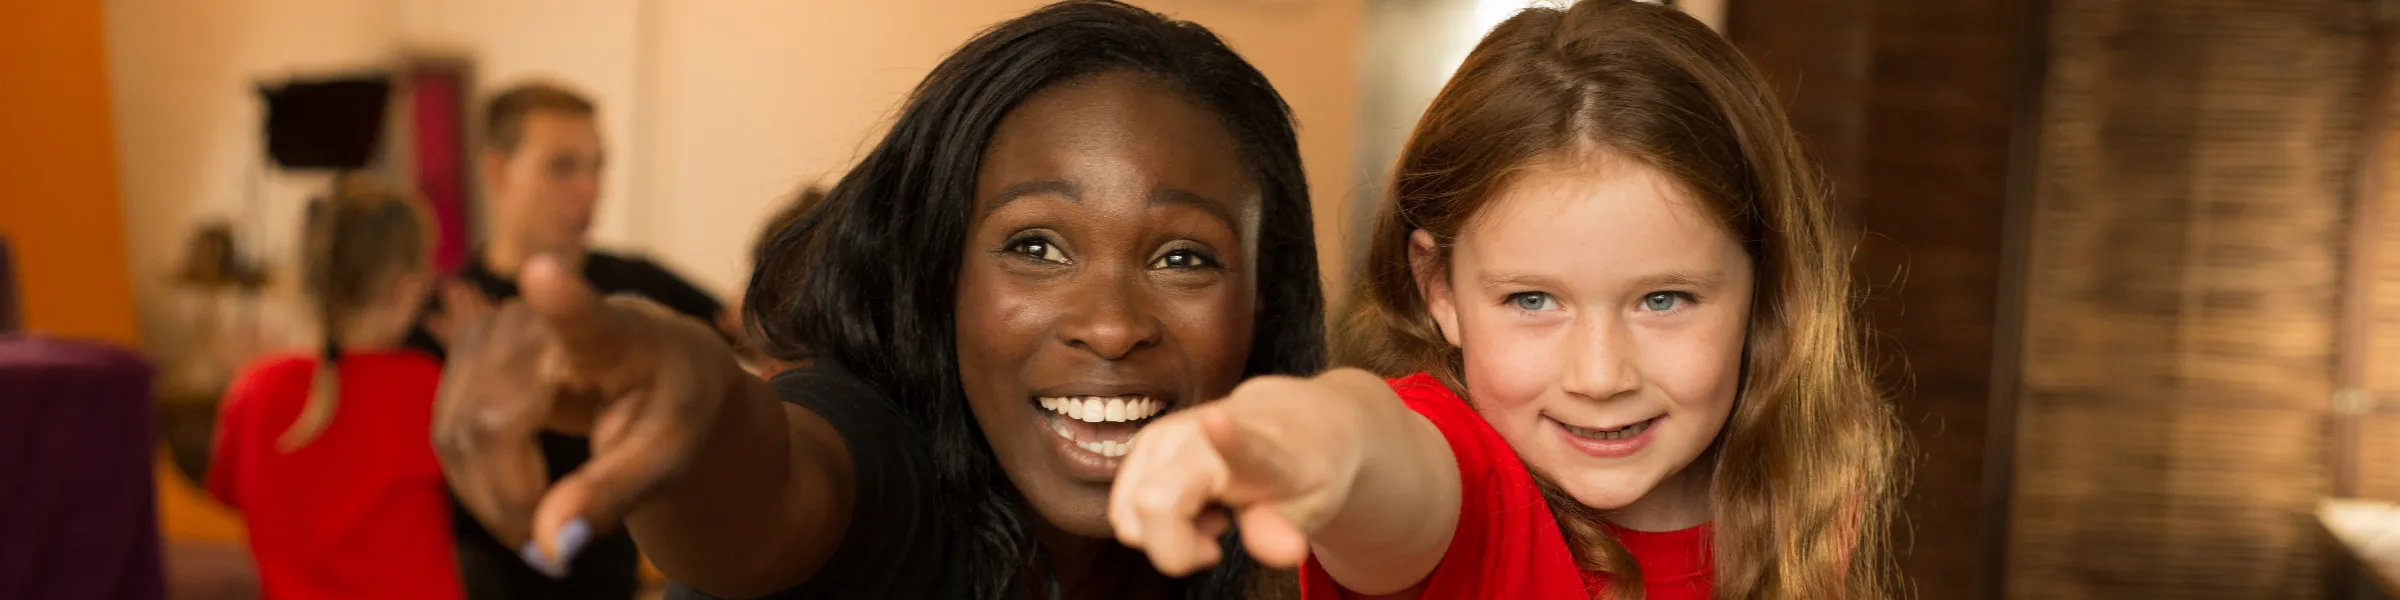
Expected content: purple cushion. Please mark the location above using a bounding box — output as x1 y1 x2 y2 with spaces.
0 336 165 599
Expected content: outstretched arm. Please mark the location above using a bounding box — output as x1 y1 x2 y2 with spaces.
1108 368 1461 596
432 256 855 598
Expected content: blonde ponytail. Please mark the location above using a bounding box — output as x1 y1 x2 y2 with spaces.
276 341 342 451
276 178 432 452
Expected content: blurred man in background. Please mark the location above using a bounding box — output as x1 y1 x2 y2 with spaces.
409 82 732 600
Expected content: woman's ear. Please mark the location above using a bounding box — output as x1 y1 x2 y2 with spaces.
1409 230 1464 348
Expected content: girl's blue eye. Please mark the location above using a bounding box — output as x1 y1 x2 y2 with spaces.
1508 292 1560 312
1641 292 1683 312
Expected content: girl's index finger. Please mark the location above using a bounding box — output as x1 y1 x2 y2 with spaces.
1198 407 1302 502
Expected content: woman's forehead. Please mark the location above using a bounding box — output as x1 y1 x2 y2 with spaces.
975 71 1260 217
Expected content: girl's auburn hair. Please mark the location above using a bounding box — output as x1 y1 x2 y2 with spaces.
1333 1 1906 598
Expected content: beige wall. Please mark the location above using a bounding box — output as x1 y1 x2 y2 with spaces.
107 1 1366 359
646 0 1366 300
106 0 407 543
107 0 401 361
643 1 1050 297
1154 0 1367 302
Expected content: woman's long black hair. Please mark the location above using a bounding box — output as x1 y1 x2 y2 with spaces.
744 2 1326 598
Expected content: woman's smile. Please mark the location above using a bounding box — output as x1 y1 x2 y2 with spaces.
1036 392 1175 477
1025 380 1183 478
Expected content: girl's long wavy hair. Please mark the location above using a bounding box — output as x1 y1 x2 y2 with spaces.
746 2 1324 598
1334 1 1903 598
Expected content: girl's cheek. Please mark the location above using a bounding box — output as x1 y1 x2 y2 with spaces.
1460 319 1562 413
1637 325 1745 416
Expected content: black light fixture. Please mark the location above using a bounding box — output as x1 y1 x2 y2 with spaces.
258 75 391 170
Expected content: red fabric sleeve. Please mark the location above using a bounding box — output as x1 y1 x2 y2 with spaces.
1299 373 1589 600
205 360 277 511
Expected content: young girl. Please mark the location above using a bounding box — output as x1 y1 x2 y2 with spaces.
1108 1 1902 598
207 180 459 599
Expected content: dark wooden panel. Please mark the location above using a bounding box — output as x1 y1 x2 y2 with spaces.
2379 195 2400 400
2017 0 2359 409
1855 1 2033 598
1727 0 1873 208
2010 0 2368 597
1733 1 2035 598
2374 34 2400 402
2009 403 2330 598
2363 416 2400 502
2376 188 2400 393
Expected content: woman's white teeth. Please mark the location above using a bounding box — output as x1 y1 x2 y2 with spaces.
1039 396 1160 457
1076 439 1131 458
1038 395 1161 423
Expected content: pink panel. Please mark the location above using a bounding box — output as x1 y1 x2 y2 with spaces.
408 67 469 273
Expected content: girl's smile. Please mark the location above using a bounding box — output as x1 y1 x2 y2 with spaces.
1546 413 1663 458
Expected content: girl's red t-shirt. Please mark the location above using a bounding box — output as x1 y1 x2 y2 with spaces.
207 351 462 600
1298 373 1714 599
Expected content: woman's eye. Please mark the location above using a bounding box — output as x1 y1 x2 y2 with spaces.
1507 292 1560 312
1640 292 1686 312
1007 238 1068 264
1150 249 1220 269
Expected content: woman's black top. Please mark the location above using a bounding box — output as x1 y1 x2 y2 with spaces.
668 358 952 599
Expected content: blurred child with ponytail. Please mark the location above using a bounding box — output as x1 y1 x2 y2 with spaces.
207 179 460 600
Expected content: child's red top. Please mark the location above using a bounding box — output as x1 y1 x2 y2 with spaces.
1298 373 1714 599
208 351 462 600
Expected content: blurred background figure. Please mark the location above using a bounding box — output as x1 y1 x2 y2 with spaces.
205 178 458 600
737 185 826 380
3 0 2398 599
405 82 734 600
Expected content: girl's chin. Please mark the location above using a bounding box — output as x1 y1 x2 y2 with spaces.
1562 484 1650 512
1537 463 1659 511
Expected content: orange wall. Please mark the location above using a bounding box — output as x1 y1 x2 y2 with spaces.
2 0 249 544
0 0 138 345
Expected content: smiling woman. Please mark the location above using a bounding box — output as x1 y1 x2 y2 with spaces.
953 69 1267 535
428 2 1323 600
743 3 1327 593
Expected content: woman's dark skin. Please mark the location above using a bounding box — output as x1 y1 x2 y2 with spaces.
963 69 1261 596
432 70 1267 600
